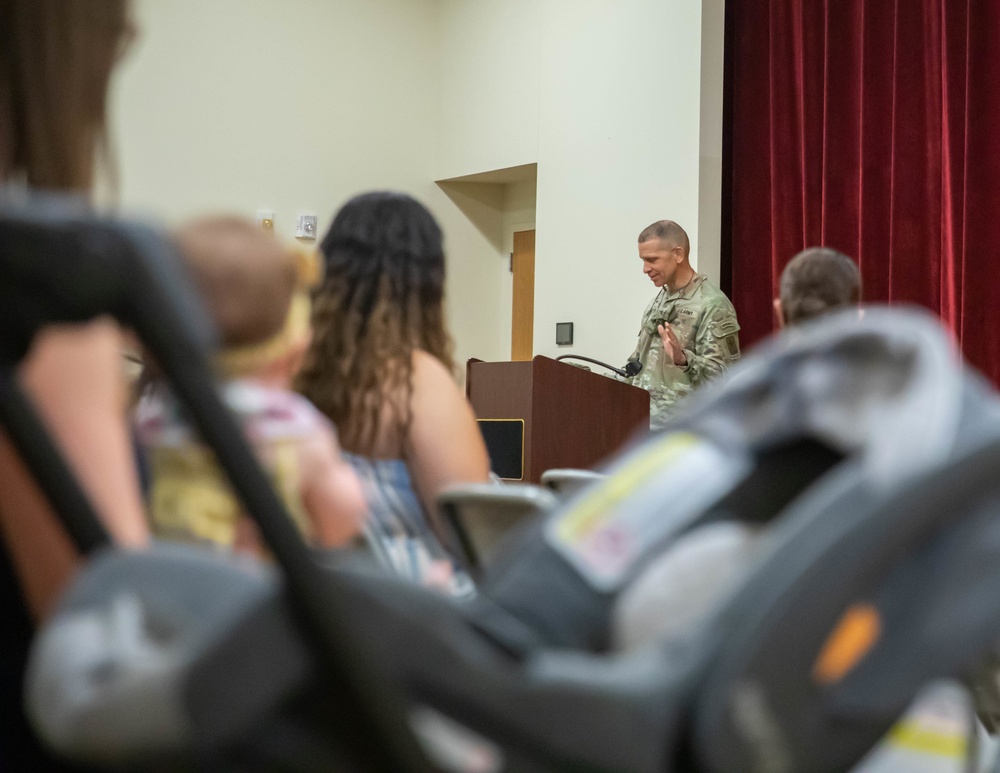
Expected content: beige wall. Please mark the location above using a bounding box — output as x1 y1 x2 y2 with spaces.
116 0 438 232
435 1 542 181
112 0 723 372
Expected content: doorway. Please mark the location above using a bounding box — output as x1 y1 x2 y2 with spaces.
511 229 535 361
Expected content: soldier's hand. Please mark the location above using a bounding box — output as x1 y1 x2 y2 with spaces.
658 323 688 366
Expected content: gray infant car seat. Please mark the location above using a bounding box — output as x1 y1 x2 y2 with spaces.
7 200 1000 772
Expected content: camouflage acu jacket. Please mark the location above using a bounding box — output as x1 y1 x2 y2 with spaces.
626 274 740 429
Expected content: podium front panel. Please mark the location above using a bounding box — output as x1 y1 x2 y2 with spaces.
467 361 534 480
531 357 649 478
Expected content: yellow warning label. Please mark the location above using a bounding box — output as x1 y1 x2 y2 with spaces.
553 432 700 544
885 721 966 758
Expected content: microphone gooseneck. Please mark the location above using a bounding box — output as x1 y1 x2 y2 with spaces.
556 355 642 378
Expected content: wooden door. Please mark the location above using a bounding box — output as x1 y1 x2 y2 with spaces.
511 229 535 361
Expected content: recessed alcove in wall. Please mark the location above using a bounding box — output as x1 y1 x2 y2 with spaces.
436 163 537 252
436 163 537 359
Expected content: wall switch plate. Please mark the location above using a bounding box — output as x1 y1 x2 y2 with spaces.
295 213 318 240
556 322 574 346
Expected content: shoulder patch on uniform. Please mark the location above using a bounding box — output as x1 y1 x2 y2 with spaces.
709 312 740 358
711 317 740 338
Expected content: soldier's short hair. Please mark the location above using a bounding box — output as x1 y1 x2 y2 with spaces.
779 247 861 325
638 220 690 257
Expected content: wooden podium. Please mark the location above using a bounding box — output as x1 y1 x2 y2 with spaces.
466 355 650 483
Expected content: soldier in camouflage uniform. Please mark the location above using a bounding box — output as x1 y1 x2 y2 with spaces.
626 220 740 429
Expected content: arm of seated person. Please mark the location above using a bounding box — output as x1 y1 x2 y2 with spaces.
0 321 149 621
404 350 491 542
299 423 368 548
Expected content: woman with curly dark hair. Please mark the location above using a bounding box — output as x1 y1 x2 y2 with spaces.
295 191 490 591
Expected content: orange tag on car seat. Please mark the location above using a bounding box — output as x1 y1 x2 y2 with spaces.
813 603 881 684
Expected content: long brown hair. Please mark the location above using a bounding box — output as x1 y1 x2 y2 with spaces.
295 192 454 453
0 0 132 191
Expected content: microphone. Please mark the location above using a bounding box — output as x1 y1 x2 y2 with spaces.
556 355 643 378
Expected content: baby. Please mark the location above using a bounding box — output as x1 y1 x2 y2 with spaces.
136 217 367 554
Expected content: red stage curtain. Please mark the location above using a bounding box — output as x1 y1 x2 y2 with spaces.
728 0 1000 381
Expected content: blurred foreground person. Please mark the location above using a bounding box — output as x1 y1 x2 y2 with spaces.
0 0 147 619
0 1 149 768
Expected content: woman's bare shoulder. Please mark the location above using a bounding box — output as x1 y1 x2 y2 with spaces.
411 348 454 380
409 349 464 400
405 349 490 509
